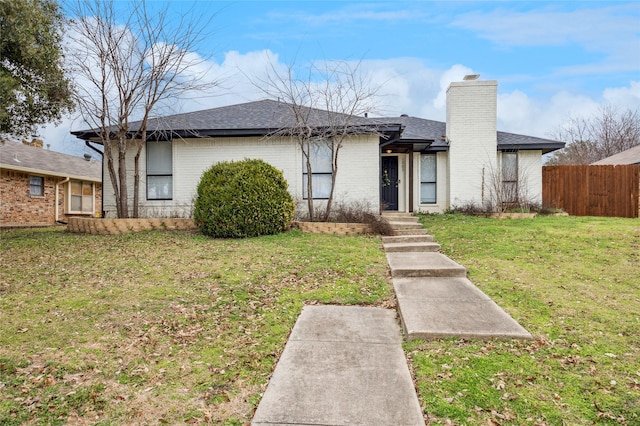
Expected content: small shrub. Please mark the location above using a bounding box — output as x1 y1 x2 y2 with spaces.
332 201 394 235
295 200 394 235
448 201 492 216
194 159 295 238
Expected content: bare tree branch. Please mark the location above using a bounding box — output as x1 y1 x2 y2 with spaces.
250 58 381 220
67 0 220 218
547 106 640 165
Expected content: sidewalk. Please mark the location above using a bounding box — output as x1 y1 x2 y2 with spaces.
251 214 532 425
251 305 425 426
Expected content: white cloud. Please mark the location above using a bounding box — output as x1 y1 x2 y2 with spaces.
602 81 640 108
41 44 639 157
432 64 474 111
452 4 639 50
452 4 640 76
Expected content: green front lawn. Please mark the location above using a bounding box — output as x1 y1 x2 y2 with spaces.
411 214 639 425
0 215 638 425
0 229 392 425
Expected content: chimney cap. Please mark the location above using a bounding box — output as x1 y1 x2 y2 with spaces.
463 74 480 81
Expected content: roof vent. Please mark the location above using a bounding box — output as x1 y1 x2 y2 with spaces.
463 74 480 81
84 153 92 161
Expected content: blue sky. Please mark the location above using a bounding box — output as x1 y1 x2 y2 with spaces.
45 0 640 155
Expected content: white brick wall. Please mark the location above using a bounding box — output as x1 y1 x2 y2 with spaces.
102 134 380 218
446 80 498 208
516 150 543 205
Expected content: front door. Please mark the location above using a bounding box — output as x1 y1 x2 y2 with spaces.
381 156 399 210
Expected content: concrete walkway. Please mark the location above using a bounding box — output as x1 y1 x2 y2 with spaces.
382 212 532 341
251 213 531 425
252 305 425 425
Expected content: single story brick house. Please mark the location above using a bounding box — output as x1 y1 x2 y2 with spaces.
71 77 564 218
0 140 102 227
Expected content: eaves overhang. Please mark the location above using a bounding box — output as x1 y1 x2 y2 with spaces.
0 163 101 182
72 123 399 143
498 142 566 154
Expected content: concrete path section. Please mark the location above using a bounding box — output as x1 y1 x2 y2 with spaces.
394 277 533 341
251 305 425 426
383 241 441 253
386 252 467 278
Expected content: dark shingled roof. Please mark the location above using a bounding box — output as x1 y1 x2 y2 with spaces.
72 99 393 139
385 115 564 153
72 99 564 153
0 141 101 181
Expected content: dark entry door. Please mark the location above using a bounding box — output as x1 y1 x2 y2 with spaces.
381 156 399 210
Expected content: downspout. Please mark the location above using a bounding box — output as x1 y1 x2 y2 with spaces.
85 141 105 217
55 177 70 224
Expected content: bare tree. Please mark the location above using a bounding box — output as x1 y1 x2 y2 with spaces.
67 0 218 217
255 59 381 221
484 152 536 213
547 106 640 165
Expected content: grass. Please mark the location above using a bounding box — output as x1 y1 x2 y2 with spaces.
0 228 393 425
411 214 639 425
1 215 638 425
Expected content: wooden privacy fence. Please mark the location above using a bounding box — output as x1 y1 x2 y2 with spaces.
542 165 640 218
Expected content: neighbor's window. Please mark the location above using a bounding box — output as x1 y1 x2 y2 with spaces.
30 176 44 196
420 154 437 204
502 151 518 203
303 141 332 199
147 140 173 200
69 180 94 213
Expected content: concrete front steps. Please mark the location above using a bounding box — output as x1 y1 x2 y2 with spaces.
383 232 440 253
386 252 466 277
380 211 532 342
383 211 432 237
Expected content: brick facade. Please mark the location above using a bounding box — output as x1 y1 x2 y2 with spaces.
0 169 102 227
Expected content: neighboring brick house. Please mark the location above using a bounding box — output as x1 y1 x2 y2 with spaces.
71 77 565 217
0 140 102 227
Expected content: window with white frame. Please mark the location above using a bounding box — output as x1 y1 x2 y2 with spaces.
502 151 518 203
69 180 94 213
147 140 173 200
30 176 44 196
303 141 333 199
420 154 437 204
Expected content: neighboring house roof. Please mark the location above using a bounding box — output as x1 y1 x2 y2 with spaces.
591 144 640 165
0 141 102 182
71 99 564 153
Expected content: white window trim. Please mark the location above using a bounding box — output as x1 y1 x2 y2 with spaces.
146 140 173 201
66 180 96 215
302 140 333 200
419 153 437 205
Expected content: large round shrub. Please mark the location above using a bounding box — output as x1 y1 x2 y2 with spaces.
194 159 295 238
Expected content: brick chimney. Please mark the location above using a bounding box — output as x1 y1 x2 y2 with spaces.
22 137 44 148
446 77 498 207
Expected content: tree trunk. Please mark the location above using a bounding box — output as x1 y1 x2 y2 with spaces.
133 141 144 218
118 145 129 218
305 157 314 221
323 142 339 221
103 141 121 219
